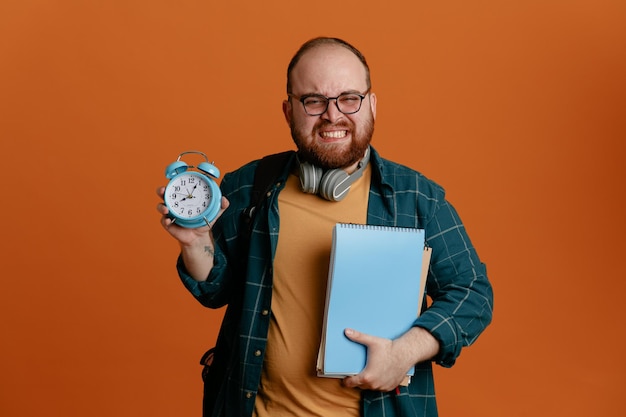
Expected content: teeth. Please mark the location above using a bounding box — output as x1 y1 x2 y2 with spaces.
321 130 347 139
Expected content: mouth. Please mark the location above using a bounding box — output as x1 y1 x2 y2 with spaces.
319 130 349 140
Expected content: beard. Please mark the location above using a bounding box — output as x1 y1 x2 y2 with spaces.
290 115 375 170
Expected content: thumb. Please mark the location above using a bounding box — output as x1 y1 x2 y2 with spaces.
344 328 375 346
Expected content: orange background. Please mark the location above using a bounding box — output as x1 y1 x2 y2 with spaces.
1 1 625 416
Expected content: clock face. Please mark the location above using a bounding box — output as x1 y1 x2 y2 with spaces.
165 172 213 219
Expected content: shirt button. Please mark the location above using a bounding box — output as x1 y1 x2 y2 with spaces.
261 309 269 316
254 350 262 357
245 392 253 399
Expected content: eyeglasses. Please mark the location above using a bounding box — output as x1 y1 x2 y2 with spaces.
288 90 370 116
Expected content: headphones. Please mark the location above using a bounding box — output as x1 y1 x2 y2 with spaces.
298 147 370 202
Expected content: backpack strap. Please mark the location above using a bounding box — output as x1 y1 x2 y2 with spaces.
201 150 294 415
242 150 295 230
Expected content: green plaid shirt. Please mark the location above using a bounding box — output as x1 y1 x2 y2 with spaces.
178 147 493 417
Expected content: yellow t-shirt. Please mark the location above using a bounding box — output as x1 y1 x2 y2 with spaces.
253 165 371 417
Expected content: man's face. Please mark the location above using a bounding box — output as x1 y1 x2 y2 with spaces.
283 45 377 170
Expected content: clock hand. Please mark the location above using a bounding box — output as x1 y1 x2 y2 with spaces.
183 184 198 199
171 191 188 202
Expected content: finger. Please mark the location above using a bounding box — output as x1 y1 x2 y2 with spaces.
156 186 166 198
160 214 173 229
209 197 230 223
220 196 230 210
156 202 169 215
344 328 375 346
342 375 362 389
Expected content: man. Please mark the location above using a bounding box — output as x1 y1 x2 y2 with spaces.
158 37 493 417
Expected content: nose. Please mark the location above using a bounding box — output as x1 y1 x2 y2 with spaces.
321 98 343 122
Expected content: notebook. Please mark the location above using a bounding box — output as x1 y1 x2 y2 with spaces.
317 223 431 379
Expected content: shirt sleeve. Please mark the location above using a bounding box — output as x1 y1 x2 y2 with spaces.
414 198 493 368
176 247 231 308
175 166 255 309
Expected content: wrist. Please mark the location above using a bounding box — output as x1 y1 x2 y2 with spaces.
395 326 440 365
179 236 216 282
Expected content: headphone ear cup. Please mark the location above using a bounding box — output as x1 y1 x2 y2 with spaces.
299 161 324 194
319 169 351 201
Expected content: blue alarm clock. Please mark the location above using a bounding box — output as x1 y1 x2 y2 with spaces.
163 151 222 228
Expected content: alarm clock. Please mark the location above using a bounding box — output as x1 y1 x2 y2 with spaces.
163 151 222 228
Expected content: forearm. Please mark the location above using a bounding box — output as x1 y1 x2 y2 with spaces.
180 234 216 282
394 326 440 367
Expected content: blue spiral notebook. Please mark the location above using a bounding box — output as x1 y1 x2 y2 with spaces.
317 223 431 379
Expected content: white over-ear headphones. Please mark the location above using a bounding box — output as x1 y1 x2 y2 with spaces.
298 147 370 201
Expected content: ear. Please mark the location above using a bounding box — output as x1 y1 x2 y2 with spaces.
282 99 292 125
368 92 377 120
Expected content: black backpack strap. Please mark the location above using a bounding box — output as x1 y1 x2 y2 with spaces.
242 150 294 227
201 151 294 416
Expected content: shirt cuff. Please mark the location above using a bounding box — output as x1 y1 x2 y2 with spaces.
414 310 462 368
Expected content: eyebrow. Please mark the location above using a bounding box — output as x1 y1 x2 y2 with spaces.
301 89 364 97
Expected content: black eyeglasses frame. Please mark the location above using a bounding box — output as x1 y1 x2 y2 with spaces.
288 89 370 116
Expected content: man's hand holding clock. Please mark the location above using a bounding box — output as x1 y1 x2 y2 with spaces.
157 151 230 282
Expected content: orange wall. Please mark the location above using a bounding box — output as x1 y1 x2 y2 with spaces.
1 1 625 416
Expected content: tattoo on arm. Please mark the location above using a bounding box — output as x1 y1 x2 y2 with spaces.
204 246 214 257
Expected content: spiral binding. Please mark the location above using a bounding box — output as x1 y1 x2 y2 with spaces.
336 223 421 232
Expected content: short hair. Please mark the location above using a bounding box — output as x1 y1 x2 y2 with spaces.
286 37 371 94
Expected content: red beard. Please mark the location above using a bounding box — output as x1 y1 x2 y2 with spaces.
290 117 375 170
